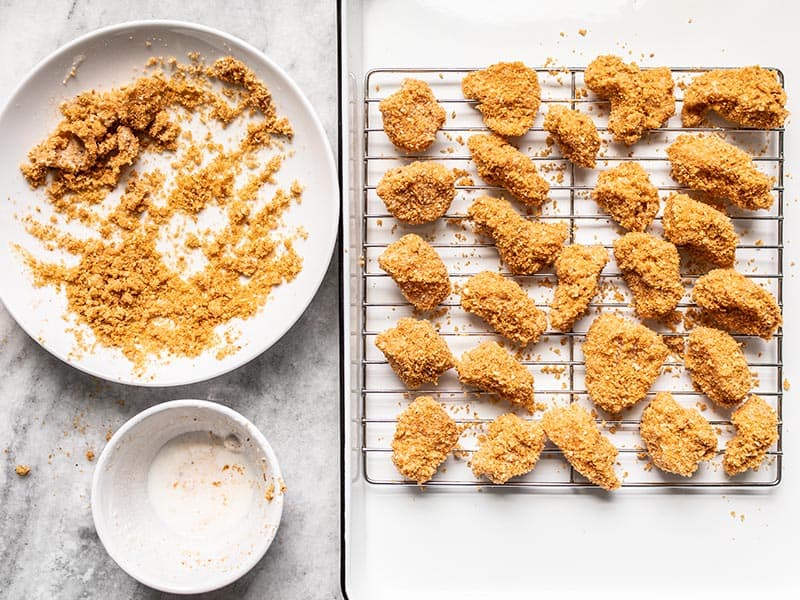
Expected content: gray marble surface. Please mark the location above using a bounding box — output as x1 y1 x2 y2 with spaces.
0 1 341 598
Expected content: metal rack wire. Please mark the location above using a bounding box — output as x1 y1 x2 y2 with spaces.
358 66 784 488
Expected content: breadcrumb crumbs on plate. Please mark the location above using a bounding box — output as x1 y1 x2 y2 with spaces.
15 464 31 477
85 449 95 462
784 378 791 391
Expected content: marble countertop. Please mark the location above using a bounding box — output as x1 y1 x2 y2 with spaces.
0 1 341 598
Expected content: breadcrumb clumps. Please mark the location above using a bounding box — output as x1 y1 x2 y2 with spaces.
376 161 455 225
583 313 669 414
460 271 547 346
685 326 751 408
379 78 446 152
462 61 541 137
549 244 609 332
543 105 600 168
682 66 788 129
468 134 549 206
662 193 737 267
541 403 620 490
378 234 451 310
723 395 779 476
467 196 568 275
375 317 455 388
591 162 660 232
666 134 774 211
456 341 535 413
640 392 717 477
692 268 782 339
392 396 459 484
470 414 545 484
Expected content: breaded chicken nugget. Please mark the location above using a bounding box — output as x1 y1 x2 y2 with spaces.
470 414 545 484
462 62 541 136
376 161 455 224
692 269 782 339
682 66 788 129
613 232 684 319
456 341 535 413
460 271 546 346
467 196 568 275
591 162 660 232
724 395 779 476
549 244 609 332
379 78 446 152
392 396 459 483
543 105 600 168
640 392 717 477
662 193 737 267
375 317 455 388
685 326 751 408
541 403 620 490
583 314 669 414
584 55 674 145
378 234 451 310
666 134 774 210
468 133 549 206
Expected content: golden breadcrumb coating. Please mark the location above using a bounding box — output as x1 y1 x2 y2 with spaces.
470 414 545 484
462 62 541 136
375 317 455 388
456 341 535 413
467 196 568 275
541 403 620 490
468 134 549 206
640 392 717 477
591 162 660 232
392 396 459 484
666 134 774 211
682 66 788 129
379 78 446 152
376 161 455 224
584 55 674 145
543 105 600 168
723 395 778 476
685 326 751 408
460 271 547 346
662 193 737 267
550 244 609 332
378 234 451 310
613 232 684 319
692 268 782 339
583 313 669 414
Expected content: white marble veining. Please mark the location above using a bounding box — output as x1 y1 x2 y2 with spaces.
0 1 340 598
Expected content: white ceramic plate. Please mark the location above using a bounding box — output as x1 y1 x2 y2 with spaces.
0 21 338 386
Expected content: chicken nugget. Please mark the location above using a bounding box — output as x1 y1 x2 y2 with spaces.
392 396 459 484
375 317 455 388
376 161 455 224
666 134 774 211
692 268 782 339
468 133 549 206
682 66 788 129
541 403 620 490
378 234 450 310
467 196 568 275
456 341 534 412
583 313 669 414
460 271 546 346
662 193 737 267
591 162 660 232
379 78 446 152
685 326 751 408
640 392 717 477
470 414 545 484
613 232 684 319
543 105 600 168
462 62 540 136
549 244 609 332
723 395 779 476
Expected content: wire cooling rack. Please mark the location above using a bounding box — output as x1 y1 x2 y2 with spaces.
357 66 784 488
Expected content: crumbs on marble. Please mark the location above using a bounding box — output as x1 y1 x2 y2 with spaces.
85 449 95 462
15 464 31 477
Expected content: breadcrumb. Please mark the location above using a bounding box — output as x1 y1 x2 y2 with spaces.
375 317 455 388
392 396 459 483
549 244 609 332
376 161 455 224
15 464 31 477
462 62 540 136
456 341 535 412
471 414 545 484
378 234 451 310
379 78 446 152
723 395 778 476
685 327 751 408
591 162 660 232
543 105 600 168
662 193 737 267
468 134 549 206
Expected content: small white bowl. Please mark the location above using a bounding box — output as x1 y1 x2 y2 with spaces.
91 400 284 594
